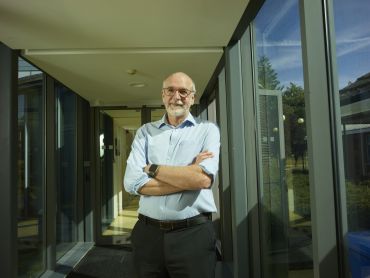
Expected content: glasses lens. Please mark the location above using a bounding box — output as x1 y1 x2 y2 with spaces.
164 87 192 97
166 87 176 95
178 89 189 97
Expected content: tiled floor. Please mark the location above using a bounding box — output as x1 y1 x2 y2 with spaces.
102 198 139 237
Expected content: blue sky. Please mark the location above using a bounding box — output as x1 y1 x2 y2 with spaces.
334 0 370 89
254 0 370 90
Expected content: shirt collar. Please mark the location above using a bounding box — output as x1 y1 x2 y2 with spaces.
156 113 196 128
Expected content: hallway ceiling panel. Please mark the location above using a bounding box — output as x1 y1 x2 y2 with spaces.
0 0 250 106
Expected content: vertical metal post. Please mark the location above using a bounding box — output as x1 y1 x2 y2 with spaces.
141 106 151 125
225 41 250 278
216 68 234 267
240 26 262 278
300 0 340 276
0 42 18 278
45 75 57 270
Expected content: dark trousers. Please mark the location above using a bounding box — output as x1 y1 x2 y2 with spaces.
131 218 217 278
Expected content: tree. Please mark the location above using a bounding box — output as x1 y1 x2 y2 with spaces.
258 55 284 90
282 83 306 169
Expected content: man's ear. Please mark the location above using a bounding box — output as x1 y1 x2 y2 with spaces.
190 94 196 105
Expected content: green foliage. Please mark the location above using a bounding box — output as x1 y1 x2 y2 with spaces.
283 83 305 118
291 171 311 217
282 83 307 167
258 55 284 90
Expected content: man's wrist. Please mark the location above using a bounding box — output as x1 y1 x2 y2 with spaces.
146 164 160 178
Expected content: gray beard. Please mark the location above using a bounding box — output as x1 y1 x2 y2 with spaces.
167 105 187 117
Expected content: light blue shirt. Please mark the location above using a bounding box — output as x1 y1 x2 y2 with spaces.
124 113 220 220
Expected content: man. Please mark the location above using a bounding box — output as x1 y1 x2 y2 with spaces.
124 72 220 278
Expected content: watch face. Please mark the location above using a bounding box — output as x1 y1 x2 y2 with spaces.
149 164 158 177
149 164 157 172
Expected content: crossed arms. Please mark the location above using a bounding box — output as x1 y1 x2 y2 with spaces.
123 123 220 197
139 151 214 196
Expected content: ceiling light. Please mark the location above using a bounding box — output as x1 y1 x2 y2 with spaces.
126 69 137 75
129 82 146 88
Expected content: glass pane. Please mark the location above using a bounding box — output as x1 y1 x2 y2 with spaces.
333 0 370 276
253 0 313 277
55 82 78 259
100 109 141 237
17 57 45 277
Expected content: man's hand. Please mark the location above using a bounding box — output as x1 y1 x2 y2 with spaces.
193 151 214 165
141 151 214 191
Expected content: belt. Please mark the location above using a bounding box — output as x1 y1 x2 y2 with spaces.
138 213 212 232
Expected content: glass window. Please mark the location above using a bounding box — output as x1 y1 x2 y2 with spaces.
253 0 313 277
333 0 370 276
55 82 78 259
17 57 45 277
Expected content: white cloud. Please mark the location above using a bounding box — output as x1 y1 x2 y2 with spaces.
336 23 370 42
257 40 301 47
336 36 370 57
267 48 302 71
336 22 370 57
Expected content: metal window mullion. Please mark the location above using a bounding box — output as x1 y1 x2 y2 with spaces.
45 75 57 270
88 106 97 243
240 26 262 278
323 0 349 276
225 41 249 278
216 68 234 265
0 42 18 278
77 96 85 242
94 107 105 244
299 0 339 276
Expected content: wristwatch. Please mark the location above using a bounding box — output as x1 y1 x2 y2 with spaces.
148 164 160 178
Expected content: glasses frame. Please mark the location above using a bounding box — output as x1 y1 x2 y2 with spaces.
162 87 195 98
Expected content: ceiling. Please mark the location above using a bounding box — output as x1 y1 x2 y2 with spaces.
0 0 250 106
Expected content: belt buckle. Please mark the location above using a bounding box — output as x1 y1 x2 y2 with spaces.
159 221 173 231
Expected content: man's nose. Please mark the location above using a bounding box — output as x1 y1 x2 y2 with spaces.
173 90 182 99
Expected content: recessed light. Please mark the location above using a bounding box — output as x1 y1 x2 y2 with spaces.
126 69 137 75
129 82 146 88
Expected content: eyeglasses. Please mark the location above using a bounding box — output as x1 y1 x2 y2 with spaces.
162 87 195 98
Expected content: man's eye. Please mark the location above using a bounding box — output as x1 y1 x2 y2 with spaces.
168 88 176 94
179 89 188 95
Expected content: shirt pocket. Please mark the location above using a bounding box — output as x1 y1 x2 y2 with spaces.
176 139 202 165
147 135 169 164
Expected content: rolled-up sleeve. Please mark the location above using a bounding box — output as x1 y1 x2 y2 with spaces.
198 123 220 184
124 126 151 195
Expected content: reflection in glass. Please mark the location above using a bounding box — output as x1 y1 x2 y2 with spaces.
333 0 370 276
254 0 313 277
17 57 45 277
55 82 77 259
